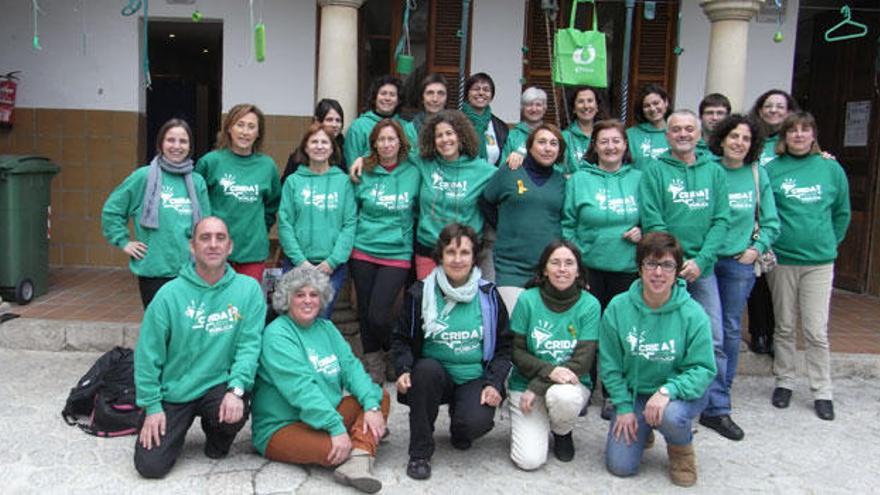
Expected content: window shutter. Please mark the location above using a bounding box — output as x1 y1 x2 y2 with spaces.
428 0 472 108
627 1 679 124
522 0 573 126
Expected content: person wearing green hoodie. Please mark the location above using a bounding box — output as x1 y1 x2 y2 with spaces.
626 84 672 169
696 93 730 156
195 103 281 283
461 72 509 167
412 110 498 280
562 86 604 172
252 266 389 493
409 73 449 134
499 86 547 170
133 217 265 479
601 232 715 487
766 112 850 421
279 123 356 318
350 119 421 383
102 118 210 308
344 75 419 166
639 110 730 365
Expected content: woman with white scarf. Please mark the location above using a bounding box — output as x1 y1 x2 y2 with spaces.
102 118 209 308
392 223 512 481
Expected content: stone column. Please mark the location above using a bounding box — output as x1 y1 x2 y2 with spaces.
317 0 365 131
700 0 764 112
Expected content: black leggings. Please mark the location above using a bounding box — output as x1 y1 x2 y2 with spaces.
137 276 175 309
349 259 410 353
587 269 638 398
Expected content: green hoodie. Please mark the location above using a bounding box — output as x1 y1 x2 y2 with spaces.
102 166 211 277
343 111 419 166
562 122 591 173
195 149 281 263
499 122 531 167
415 154 497 248
508 287 600 392
562 165 642 273
717 163 780 257
639 151 731 275
626 123 668 169
599 279 716 414
134 263 265 415
759 134 780 166
353 160 421 260
251 315 382 455
766 153 851 265
278 165 357 269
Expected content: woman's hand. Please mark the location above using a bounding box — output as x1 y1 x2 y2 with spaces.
622 226 642 244
519 390 537 414
548 366 579 385
363 409 386 443
737 247 759 265
396 372 412 394
348 157 365 183
612 412 638 445
316 261 333 275
644 391 670 427
123 241 148 260
506 152 524 170
480 385 502 407
327 432 352 465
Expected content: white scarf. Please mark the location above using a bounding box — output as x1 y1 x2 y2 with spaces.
421 265 482 338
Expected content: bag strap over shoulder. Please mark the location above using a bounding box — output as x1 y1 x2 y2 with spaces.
751 163 761 240
569 0 598 31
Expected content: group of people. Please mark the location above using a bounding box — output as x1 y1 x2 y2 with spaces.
101 71 851 491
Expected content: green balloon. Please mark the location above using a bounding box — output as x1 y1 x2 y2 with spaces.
192 10 203 22
773 31 784 43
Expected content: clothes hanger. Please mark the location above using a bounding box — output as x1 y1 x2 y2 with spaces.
824 5 868 43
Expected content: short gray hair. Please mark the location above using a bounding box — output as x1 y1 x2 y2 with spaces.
521 86 547 106
272 266 334 314
666 109 700 130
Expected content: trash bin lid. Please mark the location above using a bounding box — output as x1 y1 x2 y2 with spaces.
0 155 60 175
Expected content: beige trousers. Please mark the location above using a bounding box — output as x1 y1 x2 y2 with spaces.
509 383 590 470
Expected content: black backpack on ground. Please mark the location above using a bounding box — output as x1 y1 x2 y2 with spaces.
61 346 144 437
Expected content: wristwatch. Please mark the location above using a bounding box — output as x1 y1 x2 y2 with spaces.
367 406 380 412
658 386 670 398
228 386 244 398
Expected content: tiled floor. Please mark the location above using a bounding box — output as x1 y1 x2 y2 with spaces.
4 267 880 354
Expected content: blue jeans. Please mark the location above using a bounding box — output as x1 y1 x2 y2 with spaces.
686 273 726 414
605 394 707 477
702 257 756 416
281 258 348 319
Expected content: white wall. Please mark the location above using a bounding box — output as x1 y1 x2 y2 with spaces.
0 0 315 115
471 0 525 123
675 0 798 113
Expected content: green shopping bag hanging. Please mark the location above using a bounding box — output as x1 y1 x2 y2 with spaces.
553 0 608 87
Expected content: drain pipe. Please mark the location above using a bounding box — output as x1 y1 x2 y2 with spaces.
619 0 635 122
457 0 472 108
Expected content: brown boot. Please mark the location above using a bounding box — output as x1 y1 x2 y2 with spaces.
666 443 697 487
333 449 382 493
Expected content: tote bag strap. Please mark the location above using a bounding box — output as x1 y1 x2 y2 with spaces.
569 0 598 31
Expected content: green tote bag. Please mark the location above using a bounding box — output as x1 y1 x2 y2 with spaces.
553 0 608 87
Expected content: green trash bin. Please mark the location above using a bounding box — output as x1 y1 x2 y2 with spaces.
0 155 60 304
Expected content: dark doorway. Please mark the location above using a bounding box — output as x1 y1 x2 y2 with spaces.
146 20 222 163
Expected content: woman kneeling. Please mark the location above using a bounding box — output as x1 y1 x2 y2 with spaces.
508 240 600 470
600 232 715 487
251 266 390 494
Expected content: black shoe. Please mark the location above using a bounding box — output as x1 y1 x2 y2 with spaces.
204 442 230 460
699 414 745 441
450 435 472 450
771 387 792 409
552 433 575 462
750 335 772 355
406 457 431 480
600 399 614 421
814 400 835 421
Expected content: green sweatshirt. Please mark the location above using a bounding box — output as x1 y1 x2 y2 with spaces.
508 288 600 392
562 122 591 173
278 166 357 269
353 161 421 260
599 279 716 414
343 111 419 166
639 151 731 276
626 123 668 169
759 134 780 166
415 154 497 248
499 122 531 167
482 164 565 287
562 165 642 273
195 149 281 263
717 163 780 257
102 166 211 277
422 285 485 384
134 263 265 415
250 315 382 455
766 153 851 265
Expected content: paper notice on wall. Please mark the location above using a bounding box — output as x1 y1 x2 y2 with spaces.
843 101 871 148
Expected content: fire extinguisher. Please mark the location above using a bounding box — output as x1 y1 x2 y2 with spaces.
0 71 21 128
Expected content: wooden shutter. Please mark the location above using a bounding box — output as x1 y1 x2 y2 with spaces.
627 1 679 124
427 0 472 108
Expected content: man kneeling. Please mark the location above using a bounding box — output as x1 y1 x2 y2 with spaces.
133 216 265 478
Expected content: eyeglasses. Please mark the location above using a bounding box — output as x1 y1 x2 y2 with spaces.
642 260 677 273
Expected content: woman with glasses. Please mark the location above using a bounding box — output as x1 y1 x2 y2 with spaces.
461 72 509 167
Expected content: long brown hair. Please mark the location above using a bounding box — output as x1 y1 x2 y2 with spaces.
364 119 411 173
215 103 266 153
419 110 480 160
775 111 821 156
